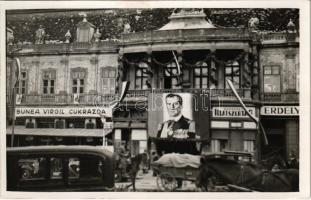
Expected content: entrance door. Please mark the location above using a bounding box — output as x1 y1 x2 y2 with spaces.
261 119 286 158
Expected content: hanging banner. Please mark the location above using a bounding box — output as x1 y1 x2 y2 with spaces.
148 91 210 139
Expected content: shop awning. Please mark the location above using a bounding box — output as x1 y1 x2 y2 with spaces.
6 126 104 138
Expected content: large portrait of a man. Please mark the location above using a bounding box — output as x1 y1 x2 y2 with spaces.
157 93 198 139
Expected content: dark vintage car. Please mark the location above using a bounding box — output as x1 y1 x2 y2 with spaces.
7 145 115 191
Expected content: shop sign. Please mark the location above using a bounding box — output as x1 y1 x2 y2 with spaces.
15 107 113 117
212 107 256 119
261 106 299 116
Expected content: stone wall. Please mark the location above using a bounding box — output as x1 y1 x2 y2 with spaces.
8 53 118 96
259 46 299 94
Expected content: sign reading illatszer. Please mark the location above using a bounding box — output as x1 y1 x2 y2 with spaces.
212 107 256 118
15 107 113 117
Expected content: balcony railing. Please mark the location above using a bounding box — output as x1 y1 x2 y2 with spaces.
259 32 299 44
121 28 250 45
263 92 299 102
7 89 259 106
7 41 119 54
125 88 254 100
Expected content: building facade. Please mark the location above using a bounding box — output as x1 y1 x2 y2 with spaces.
6 9 299 160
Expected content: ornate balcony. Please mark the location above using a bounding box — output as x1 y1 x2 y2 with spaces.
7 88 258 107
120 28 250 45
124 88 255 102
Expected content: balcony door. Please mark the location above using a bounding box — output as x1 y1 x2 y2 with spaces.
164 62 179 89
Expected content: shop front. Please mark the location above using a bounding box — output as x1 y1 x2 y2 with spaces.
210 106 258 159
260 105 299 160
7 106 113 147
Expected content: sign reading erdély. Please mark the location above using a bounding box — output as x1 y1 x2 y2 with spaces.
212 107 256 118
261 106 299 116
15 107 113 117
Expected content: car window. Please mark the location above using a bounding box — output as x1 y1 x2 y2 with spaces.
68 157 80 179
18 158 47 181
50 157 63 179
68 156 104 185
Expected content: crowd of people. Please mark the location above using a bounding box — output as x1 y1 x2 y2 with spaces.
7 8 299 44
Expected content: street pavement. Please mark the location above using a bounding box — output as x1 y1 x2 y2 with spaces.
114 170 198 192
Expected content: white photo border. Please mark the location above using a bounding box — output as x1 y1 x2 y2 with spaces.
0 1 310 199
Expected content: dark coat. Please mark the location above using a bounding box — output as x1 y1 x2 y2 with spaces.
156 116 199 155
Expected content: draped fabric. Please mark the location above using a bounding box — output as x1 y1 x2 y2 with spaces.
154 153 201 168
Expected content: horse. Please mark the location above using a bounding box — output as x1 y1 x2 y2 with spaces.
124 153 148 191
197 157 299 192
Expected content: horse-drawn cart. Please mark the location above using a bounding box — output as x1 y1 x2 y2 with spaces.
150 137 208 191
152 161 200 191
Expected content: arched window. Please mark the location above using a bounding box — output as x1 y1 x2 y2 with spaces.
225 61 240 89
71 69 86 94
193 61 209 89
16 71 27 95
164 62 179 89
42 70 56 94
135 62 148 89
101 67 116 94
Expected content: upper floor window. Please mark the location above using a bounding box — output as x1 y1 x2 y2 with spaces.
264 65 281 93
194 61 209 89
71 69 86 94
42 70 56 94
164 62 179 89
225 61 240 89
135 62 148 90
16 71 27 95
102 68 116 94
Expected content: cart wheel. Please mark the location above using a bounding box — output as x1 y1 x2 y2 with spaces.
156 173 178 191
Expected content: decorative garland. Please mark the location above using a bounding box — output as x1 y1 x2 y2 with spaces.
152 57 175 66
121 51 249 69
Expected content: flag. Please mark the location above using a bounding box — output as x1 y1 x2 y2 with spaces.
99 81 130 144
118 81 130 103
172 51 181 75
73 93 80 104
14 58 21 87
226 78 268 145
16 94 22 105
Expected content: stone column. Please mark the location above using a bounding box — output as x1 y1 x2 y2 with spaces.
210 50 217 89
90 54 98 93
60 55 69 96
176 49 183 88
285 119 299 159
32 59 40 94
242 50 252 98
117 53 124 95
285 51 296 92
146 52 154 89
251 46 260 100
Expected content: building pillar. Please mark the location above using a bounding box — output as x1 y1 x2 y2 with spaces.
176 49 183 88
117 53 124 94
146 52 154 89
251 46 260 100
60 55 69 94
90 54 99 93
285 119 299 159
32 59 40 94
242 50 252 98
210 51 218 89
